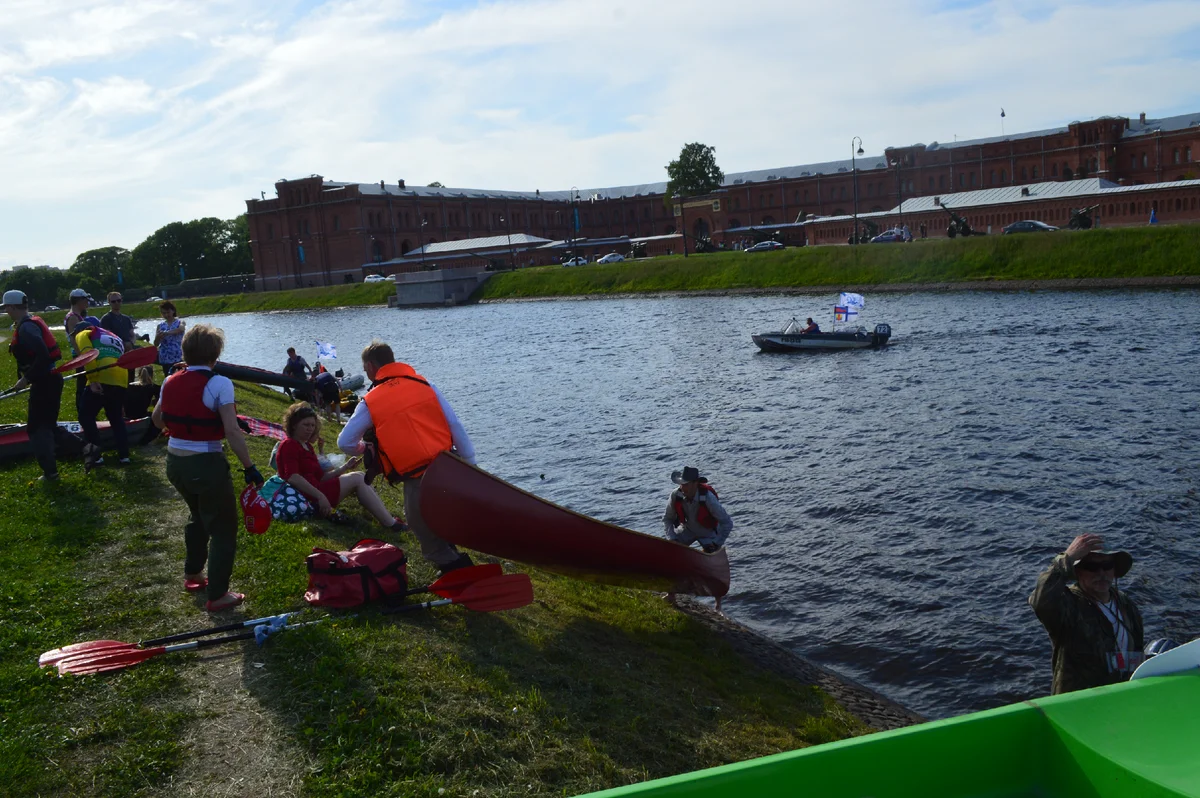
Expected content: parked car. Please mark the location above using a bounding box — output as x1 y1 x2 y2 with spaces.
562 256 589 267
1002 220 1059 234
596 252 625 264
44 305 60 311
146 296 164 302
363 274 390 283
869 229 906 243
744 240 784 252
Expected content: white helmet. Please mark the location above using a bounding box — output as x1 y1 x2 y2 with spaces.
2 289 28 306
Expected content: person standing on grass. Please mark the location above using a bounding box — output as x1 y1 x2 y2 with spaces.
4 290 80 481
276 402 404 528
154 301 185 373
73 318 131 469
64 288 92 415
99 292 136 349
338 341 475 575
152 324 263 613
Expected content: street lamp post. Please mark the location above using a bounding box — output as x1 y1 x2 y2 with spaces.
851 137 864 244
674 193 689 258
890 159 904 229
569 186 579 260
500 215 515 269
419 219 429 270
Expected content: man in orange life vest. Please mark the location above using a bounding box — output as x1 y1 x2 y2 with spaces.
337 341 474 574
663 466 733 553
4 289 82 481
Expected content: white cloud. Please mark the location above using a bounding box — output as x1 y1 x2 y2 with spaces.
1 0 1198 269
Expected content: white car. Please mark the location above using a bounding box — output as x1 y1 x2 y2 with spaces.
146 296 163 302
562 256 588 267
363 274 390 283
45 305 60 311
596 252 625 264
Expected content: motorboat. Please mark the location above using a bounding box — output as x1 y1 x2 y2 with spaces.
752 318 891 353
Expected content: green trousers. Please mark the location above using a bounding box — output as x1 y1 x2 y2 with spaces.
166 451 238 601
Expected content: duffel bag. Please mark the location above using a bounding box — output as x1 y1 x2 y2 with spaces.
304 538 408 608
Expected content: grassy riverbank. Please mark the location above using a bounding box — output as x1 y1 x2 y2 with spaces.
16 282 396 328
477 225 1200 300
1 341 877 797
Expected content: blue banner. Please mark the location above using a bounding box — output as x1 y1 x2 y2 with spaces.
573 208 580 232
298 244 306 264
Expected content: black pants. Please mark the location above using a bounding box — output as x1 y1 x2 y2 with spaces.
28 374 80 477
79 384 130 459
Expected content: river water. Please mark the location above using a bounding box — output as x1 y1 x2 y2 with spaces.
145 289 1200 719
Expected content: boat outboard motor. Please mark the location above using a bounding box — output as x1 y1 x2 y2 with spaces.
1145 638 1180 657
872 323 891 347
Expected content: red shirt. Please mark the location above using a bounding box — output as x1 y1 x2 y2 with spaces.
277 438 341 506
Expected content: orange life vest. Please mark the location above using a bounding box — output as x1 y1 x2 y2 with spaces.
672 484 720 530
160 369 225 441
362 361 452 481
8 314 61 370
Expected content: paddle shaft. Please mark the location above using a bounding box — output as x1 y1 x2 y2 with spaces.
3 348 155 399
140 612 297 648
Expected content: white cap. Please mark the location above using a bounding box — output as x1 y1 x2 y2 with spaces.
69 288 89 299
2 289 28 306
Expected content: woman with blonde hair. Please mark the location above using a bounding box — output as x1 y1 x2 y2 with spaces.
125 365 160 420
275 402 402 528
153 324 263 612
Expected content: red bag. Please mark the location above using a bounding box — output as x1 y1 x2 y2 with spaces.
304 539 408 608
240 483 272 535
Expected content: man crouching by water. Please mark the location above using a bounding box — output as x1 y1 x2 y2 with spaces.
1029 533 1144 695
663 466 732 609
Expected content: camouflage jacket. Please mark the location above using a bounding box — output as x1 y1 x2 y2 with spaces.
1028 554 1144 695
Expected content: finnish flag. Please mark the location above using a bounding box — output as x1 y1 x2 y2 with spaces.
316 341 337 359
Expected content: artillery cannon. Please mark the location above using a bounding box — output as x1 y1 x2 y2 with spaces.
944 207 983 238
848 219 880 245
1067 204 1101 230
693 237 719 253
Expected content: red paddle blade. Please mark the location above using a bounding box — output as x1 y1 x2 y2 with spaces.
428 563 503 598
39 639 134 668
455 574 534 612
57 645 167 676
117 346 160 369
54 349 99 373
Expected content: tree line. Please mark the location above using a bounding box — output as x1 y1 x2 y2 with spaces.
0 215 251 308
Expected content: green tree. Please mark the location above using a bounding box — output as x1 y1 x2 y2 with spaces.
0 265 71 308
127 216 252 288
665 142 724 202
67 247 130 294
427 181 444 187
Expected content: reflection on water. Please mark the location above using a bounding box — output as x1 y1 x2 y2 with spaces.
162 289 1200 718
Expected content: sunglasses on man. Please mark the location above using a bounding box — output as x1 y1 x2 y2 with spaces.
1076 559 1115 572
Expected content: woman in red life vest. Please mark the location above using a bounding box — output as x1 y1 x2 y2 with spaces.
152 324 264 612
275 402 403 528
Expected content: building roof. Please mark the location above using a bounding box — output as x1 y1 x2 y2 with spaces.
402 232 552 256
1123 111 1200 138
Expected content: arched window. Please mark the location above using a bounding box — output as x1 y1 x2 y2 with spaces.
1051 163 1058 177
939 175 945 189
1021 166 1028 180
970 173 977 186
1031 166 1039 179
1000 169 1006 182
401 239 412 254
728 218 742 229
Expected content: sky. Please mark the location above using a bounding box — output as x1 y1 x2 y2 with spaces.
2 0 1199 270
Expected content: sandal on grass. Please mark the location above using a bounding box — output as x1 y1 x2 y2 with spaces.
184 576 208 592
205 592 245 612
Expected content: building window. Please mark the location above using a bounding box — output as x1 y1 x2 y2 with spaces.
1021 166 1028 181
267 223 274 240
839 187 846 200
970 172 977 186
990 169 996 184
1051 164 1058 177
867 184 874 197
1142 153 1148 168
333 216 340 231
1174 149 1180 164
1187 147 1193 162
303 219 310 234
1001 169 1007 183
938 175 945 189
1031 166 1038 179
928 177 935 189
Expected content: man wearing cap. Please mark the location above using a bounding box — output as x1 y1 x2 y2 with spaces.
3 290 80 480
663 466 733 553
1029 533 1144 695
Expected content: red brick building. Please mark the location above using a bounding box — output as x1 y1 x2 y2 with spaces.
247 111 1200 288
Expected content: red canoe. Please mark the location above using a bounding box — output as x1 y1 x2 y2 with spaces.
0 418 157 460
419 453 730 597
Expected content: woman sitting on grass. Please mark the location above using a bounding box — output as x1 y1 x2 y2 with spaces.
275 402 404 529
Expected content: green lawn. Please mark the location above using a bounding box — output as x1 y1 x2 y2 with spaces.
477 224 1200 299
0 338 871 797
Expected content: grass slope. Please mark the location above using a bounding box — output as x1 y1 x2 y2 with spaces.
1 341 867 797
477 225 1200 299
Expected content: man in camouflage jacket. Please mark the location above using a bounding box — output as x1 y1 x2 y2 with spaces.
1029 533 1144 695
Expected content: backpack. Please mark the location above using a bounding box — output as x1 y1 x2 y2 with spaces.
304 539 408 608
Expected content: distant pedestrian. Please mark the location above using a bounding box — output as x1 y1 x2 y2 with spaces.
919 222 928 239
154 301 185 372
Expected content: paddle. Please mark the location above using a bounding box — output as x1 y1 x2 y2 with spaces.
383 573 533 615
0 350 98 399
38 565 506 667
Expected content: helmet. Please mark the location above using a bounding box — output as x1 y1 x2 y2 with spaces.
2 289 28 306
1145 638 1180 657
69 288 89 300
74 315 102 332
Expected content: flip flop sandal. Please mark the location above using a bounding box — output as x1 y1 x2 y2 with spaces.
184 577 208 592
205 592 245 612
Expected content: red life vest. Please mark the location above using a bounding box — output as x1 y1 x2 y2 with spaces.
8 314 61 369
362 362 452 481
672 484 720 530
160 369 225 441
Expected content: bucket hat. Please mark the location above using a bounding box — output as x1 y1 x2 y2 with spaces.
671 466 708 485
1072 549 1133 579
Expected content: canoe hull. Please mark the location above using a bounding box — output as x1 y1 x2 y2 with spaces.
0 418 157 460
420 453 730 597
213 361 310 391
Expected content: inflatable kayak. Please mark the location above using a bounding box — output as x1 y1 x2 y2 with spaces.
0 418 158 460
338 373 365 391
420 453 729 597
575 671 1200 798
212 361 310 391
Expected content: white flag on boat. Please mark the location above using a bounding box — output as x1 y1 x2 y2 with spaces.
316 341 338 359
839 292 865 309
